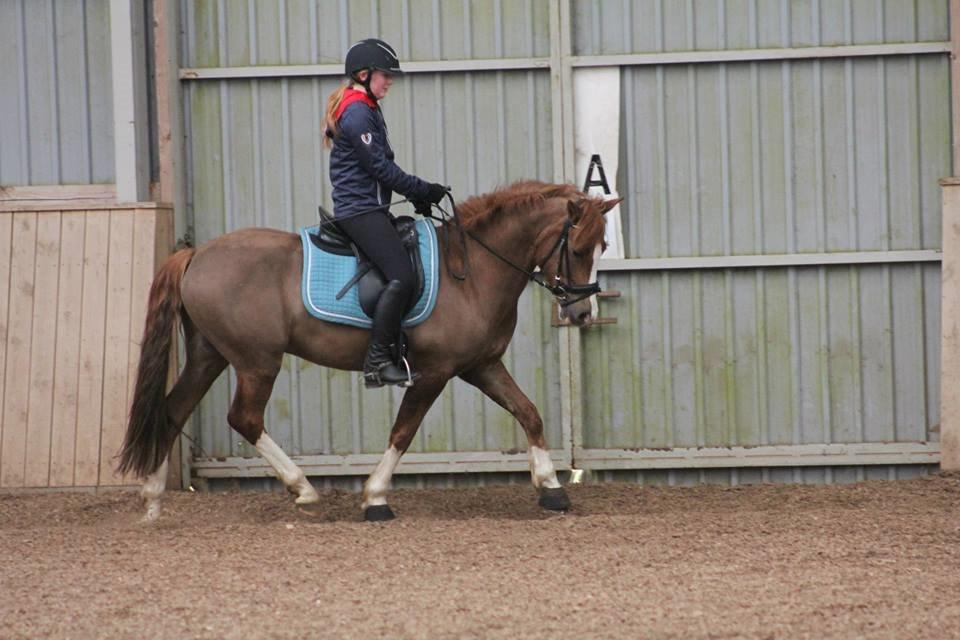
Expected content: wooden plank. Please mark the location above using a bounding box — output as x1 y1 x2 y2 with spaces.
23 214 61 487
0 201 170 213
952 0 960 170
0 185 116 202
0 215 12 486
99 211 135 485
127 211 156 422
941 183 960 471
1 213 37 487
74 211 110 485
49 212 86 486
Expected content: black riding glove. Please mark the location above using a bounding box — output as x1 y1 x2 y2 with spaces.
426 182 448 204
412 199 432 214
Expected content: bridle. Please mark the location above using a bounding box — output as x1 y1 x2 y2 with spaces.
426 194 602 308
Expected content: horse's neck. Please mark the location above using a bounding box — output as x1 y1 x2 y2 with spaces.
460 205 559 302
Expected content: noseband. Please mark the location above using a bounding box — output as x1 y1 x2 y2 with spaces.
531 219 602 307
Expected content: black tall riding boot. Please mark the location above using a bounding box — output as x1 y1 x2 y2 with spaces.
363 280 420 388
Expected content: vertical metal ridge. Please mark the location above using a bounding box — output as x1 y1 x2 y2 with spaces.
687 0 699 256
780 0 802 460
49 0 61 183
718 0 736 446
624 70 637 253
215 0 233 459
17 0 31 182
495 0 506 184
79 0 93 183
812 0 832 448
432 0 444 183
842 1 865 448
401 0 414 174
876 3 897 441
750 0 769 446
339 0 349 52
687 0 705 447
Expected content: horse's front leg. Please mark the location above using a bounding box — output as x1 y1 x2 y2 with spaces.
460 361 570 511
362 376 447 521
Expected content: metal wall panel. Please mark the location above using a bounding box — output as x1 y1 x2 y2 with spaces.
571 0 950 465
181 0 949 482
0 0 114 186
583 264 940 450
618 56 950 259
183 2 560 459
181 0 551 69
572 0 949 56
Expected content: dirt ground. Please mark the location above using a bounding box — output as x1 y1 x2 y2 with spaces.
1 474 959 640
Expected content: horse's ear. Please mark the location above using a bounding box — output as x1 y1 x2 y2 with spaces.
566 199 583 221
601 197 623 215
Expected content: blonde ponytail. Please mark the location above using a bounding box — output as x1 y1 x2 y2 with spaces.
322 82 350 149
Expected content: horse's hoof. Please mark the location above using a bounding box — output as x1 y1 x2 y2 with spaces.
295 490 320 505
364 505 396 522
538 487 571 512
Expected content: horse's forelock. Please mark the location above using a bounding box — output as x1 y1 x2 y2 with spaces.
570 197 608 253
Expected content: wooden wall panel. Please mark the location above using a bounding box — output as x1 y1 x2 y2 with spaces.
0 216 11 485
23 213 61 486
1 213 37 487
49 212 86 486
98 211 135 486
0 206 173 489
74 211 110 486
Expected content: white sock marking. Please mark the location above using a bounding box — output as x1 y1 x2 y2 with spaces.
255 433 319 504
363 446 401 509
141 458 168 522
529 446 561 489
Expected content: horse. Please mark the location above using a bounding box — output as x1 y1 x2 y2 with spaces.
118 180 620 522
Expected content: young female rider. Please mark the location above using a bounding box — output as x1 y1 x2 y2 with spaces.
323 38 447 388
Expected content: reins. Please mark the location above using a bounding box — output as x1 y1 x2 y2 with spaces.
423 194 601 307
316 190 601 307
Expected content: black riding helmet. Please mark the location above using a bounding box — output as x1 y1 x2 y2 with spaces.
345 38 404 80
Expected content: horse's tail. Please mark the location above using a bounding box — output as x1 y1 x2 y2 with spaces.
118 247 195 478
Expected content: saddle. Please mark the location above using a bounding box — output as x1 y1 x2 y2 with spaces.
310 207 425 317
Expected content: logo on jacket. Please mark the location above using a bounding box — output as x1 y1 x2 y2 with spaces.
360 132 372 145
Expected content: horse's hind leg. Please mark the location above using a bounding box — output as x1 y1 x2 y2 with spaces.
460 360 570 511
228 369 319 505
142 321 227 521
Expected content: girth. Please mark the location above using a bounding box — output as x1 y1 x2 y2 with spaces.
309 207 425 317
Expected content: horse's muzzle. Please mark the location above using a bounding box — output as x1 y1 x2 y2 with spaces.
561 297 595 327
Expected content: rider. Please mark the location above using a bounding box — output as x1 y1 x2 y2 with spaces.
323 38 447 388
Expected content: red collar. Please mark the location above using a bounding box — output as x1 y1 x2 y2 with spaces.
335 88 377 120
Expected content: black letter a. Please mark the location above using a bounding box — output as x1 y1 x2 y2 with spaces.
582 154 611 195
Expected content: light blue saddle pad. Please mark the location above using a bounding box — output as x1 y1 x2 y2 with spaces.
299 218 439 329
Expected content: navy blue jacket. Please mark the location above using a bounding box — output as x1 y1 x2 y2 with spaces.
329 97 431 218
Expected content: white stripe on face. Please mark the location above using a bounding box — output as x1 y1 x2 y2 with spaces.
589 243 602 319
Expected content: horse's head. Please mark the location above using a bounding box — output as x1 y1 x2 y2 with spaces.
539 195 622 327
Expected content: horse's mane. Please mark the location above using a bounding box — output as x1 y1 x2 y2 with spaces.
456 181 580 228
455 180 607 252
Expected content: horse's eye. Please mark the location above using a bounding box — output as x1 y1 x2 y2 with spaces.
573 249 587 258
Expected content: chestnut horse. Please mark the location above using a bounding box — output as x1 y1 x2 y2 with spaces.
118 181 618 521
